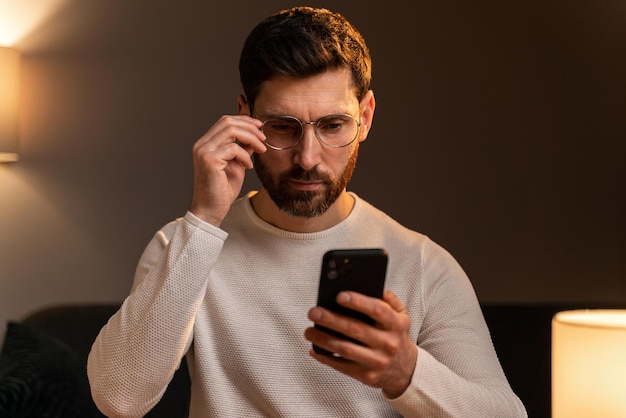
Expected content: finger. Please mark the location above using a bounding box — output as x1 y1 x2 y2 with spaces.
307 306 380 354
194 116 266 154
304 325 374 364
309 349 379 389
195 124 265 156
220 142 257 170
382 290 407 314
194 133 264 174
236 140 262 159
309 346 355 371
335 291 396 328
308 340 392 387
200 141 257 171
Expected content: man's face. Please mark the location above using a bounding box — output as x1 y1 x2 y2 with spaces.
253 141 359 218
250 68 367 218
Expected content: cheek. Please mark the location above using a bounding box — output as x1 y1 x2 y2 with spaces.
254 150 294 178
334 144 359 169
256 150 291 167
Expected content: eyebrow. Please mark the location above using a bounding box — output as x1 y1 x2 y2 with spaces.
254 107 358 120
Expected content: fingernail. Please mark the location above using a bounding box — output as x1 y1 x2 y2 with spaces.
309 307 322 321
337 292 351 303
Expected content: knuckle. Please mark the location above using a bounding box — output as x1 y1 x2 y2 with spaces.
383 342 400 356
222 124 238 138
345 321 364 340
362 370 382 387
218 114 234 124
373 355 390 371
381 337 400 355
372 302 386 317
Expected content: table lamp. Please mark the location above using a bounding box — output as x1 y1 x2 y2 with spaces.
552 309 626 417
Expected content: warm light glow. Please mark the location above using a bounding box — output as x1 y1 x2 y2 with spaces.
0 46 20 162
552 310 626 418
0 1 75 162
0 0 74 46
0 152 19 162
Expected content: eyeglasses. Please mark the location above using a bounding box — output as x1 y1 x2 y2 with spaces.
257 113 362 150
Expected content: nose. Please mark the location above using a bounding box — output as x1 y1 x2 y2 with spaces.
292 123 322 170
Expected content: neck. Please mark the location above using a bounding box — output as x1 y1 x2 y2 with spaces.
250 189 354 233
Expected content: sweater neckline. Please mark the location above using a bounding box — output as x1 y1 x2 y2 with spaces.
240 191 362 240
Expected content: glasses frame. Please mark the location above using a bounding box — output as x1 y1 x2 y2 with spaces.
250 103 362 151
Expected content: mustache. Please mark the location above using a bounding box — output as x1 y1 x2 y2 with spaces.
283 166 331 183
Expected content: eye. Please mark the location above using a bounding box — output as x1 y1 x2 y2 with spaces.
318 116 351 134
265 119 300 135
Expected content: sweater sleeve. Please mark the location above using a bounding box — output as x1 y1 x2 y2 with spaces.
386 240 527 417
87 212 228 418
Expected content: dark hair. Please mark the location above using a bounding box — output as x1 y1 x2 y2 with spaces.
239 6 372 107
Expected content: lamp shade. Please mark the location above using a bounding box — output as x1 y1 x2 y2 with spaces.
0 46 20 162
552 310 626 417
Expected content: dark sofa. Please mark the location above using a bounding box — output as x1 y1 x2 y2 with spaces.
0 303 616 417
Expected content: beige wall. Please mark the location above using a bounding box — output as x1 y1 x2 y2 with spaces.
1 0 624 342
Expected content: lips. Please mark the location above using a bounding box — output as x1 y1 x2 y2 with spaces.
289 179 325 191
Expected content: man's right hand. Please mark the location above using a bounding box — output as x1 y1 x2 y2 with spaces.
189 115 266 227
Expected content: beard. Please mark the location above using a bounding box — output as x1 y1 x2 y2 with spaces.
253 145 359 218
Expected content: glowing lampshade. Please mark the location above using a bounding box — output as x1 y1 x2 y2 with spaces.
552 310 626 417
0 46 20 162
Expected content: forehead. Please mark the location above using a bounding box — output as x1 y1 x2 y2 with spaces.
254 68 359 116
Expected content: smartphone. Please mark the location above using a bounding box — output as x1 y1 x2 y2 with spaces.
313 248 388 355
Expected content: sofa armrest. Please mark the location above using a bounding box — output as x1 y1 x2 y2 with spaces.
2 304 190 418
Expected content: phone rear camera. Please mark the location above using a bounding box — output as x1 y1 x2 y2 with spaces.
327 269 338 280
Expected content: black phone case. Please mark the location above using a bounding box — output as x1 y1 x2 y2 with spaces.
313 248 388 355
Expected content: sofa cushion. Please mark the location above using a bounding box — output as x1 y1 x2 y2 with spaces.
19 304 190 418
0 321 104 417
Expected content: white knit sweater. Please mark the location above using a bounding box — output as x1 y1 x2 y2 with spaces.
88 192 526 417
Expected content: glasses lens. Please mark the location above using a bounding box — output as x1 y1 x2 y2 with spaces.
316 115 359 147
262 118 302 149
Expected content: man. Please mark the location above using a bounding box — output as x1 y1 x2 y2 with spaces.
88 6 526 417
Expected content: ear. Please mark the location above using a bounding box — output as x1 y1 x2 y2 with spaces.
357 90 376 143
237 94 250 115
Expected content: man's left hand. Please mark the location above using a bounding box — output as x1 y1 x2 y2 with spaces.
304 289 418 398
